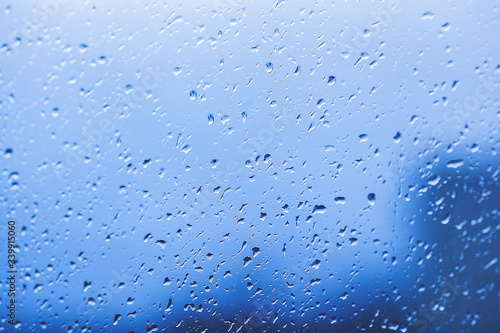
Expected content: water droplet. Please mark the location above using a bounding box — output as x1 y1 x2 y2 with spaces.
266 62 273 72
393 131 402 143
334 196 346 205
310 259 321 269
428 175 441 186
367 193 375 206
51 107 59 117
173 66 183 76
242 256 252 267
312 205 327 214
4 148 13 158
79 43 88 53
446 159 464 168
113 314 121 325
422 11 434 20
189 90 197 100
327 75 336 86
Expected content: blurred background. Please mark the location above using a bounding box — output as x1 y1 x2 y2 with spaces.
0 0 499 332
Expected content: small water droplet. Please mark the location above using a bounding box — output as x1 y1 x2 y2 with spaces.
79 43 88 53
242 256 252 267
334 196 345 205
189 90 197 100
266 62 273 72
312 205 327 214
446 159 464 168
393 131 402 143
173 66 183 76
4 148 13 158
428 175 440 186
367 193 375 206
327 75 336 86
422 11 434 20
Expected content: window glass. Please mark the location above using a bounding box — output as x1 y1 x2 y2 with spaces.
1 0 499 332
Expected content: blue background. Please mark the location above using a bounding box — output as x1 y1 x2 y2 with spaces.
1 0 499 332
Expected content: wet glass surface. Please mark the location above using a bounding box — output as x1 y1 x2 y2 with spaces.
1 1 499 332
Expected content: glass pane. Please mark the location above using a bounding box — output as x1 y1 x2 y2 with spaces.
1 0 499 332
